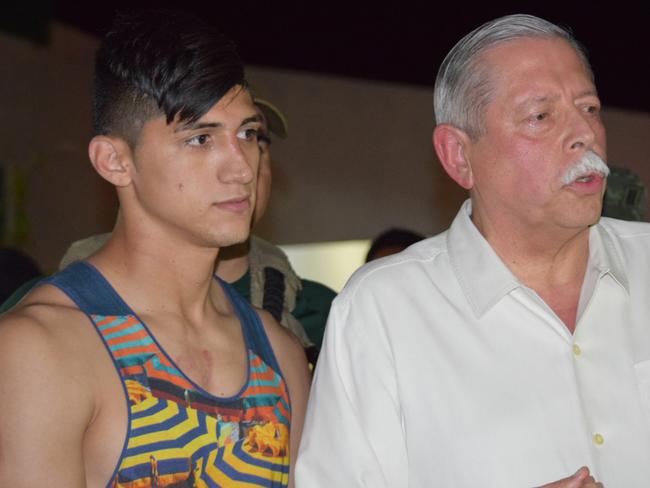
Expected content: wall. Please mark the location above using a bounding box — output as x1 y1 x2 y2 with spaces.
1 23 115 272
2 23 649 271
601 108 650 208
248 66 650 244
247 66 467 245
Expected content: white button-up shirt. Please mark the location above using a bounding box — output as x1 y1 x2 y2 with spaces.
296 200 650 487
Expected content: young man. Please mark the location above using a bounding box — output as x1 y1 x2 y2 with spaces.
0 10 309 488
298 14 647 487
42 98 335 358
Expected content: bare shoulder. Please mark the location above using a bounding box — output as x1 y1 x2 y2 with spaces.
257 308 309 369
256 308 311 485
0 284 99 485
255 308 311 400
0 281 109 397
1 283 81 340
0 282 92 343
0 282 100 395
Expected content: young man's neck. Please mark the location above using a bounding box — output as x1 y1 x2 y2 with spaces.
89 221 224 317
215 240 251 283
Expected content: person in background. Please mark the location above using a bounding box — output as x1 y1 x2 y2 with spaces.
297 13 644 487
365 227 425 262
215 98 336 360
0 10 309 487
600 166 646 221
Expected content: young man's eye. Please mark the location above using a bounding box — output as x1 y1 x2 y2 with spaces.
186 134 210 146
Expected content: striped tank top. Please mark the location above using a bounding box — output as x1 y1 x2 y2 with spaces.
46 261 291 487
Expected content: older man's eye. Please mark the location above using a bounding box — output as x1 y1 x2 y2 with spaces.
585 105 600 115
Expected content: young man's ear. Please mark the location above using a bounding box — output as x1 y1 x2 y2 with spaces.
88 135 134 187
432 124 474 190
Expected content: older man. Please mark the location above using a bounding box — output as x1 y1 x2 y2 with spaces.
297 14 649 488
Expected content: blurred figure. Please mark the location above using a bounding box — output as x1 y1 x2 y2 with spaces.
217 98 336 357
365 227 425 262
601 166 646 221
0 247 42 306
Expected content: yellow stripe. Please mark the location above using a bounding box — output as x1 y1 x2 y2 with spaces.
220 443 289 483
202 450 236 487
118 448 188 469
130 397 180 429
128 406 199 448
182 415 218 453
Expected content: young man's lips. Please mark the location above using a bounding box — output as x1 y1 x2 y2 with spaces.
214 197 250 212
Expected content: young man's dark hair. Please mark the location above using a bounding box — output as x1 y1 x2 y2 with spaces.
92 9 246 146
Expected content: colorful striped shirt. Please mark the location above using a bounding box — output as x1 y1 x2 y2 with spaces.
46 261 291 488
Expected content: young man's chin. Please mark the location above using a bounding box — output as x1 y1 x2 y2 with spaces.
207 228 251 250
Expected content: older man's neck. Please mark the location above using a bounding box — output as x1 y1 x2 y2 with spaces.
473 214 591 333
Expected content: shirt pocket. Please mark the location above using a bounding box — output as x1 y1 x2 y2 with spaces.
634 359 650 428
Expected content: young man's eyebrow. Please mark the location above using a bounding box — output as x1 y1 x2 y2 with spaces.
175 114 261 132
175 121 221 133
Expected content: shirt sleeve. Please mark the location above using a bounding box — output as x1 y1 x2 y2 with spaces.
295 291 408 487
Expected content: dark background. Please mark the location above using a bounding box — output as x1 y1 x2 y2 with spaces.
4 2 650 113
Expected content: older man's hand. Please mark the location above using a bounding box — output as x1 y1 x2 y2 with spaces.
539 467 603 488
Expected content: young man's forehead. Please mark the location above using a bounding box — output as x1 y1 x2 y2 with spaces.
174 91 260 131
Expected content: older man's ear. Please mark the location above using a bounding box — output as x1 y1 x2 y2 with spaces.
433 124 474 190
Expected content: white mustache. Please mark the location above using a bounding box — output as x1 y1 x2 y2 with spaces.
562 151 610 185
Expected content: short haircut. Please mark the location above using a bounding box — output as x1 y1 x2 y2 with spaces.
92 9 246 147
433 14 593 139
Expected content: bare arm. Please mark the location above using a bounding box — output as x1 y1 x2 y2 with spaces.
0 309 93 487
258 310 311 488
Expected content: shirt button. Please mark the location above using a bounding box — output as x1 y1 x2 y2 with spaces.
573 344 582 356
593 433 605 445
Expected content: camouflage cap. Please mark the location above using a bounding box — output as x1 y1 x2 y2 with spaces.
254 98 288 139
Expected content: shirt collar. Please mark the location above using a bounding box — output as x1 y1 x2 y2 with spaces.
587 221 629 293
446 200 629 319
447 200 521 318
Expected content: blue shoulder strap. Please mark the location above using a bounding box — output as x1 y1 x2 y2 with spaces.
218 278 283 375
45 262 282 376
42 261 131 316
